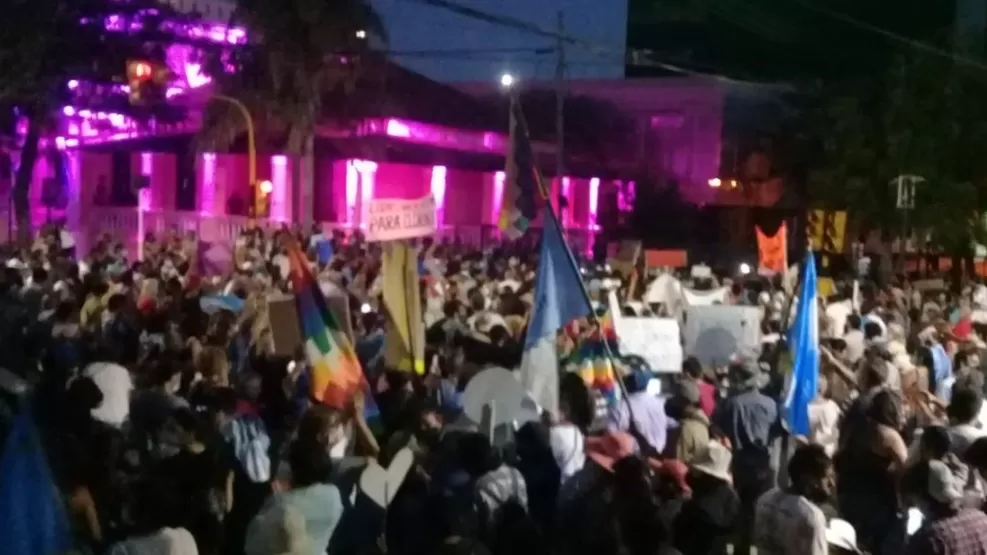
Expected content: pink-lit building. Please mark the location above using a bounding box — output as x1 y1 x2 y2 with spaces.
9 10 741 252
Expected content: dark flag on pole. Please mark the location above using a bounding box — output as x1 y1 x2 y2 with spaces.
498 96 545 239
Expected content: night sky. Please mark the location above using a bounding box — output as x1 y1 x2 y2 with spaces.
371 0 629 83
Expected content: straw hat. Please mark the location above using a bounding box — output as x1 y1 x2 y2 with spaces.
689 441 732 482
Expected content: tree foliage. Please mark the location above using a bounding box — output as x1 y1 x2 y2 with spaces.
198 0 386 154
0 0 208 241
806 50 987 252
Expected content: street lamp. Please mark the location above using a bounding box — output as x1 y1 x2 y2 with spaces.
890 174 925 271
499 73 516 89
355 29 366 39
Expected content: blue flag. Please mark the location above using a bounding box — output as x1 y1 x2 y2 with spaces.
784 252 820 436
0 409 71 555
525 207 592 349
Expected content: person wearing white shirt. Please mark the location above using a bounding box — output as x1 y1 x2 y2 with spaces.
948 387 987 457
807 375 841 457
755 444 833 555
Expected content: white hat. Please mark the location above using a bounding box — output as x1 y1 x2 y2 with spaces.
826 519 861 553
689 441 732 482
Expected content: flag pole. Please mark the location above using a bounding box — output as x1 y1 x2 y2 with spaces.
514 104 643 432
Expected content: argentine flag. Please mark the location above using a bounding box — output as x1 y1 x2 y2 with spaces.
784 252 820 436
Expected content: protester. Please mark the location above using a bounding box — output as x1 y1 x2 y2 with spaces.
2 222 986 555
905 459 987 555
754 444 835 555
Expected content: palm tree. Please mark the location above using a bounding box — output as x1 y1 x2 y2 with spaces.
198 0 387 223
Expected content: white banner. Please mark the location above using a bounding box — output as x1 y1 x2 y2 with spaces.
615 317 683 373
682 305 762 367
366 195 437 242
683 286 729 306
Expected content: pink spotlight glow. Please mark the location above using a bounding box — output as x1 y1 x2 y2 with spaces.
492 171 506 227
345 161 359 226
430 166 447 225
201 153 217 215
140 152 153 178
385 119 411 138
354 160 377 229
138 152 153 260
560 177 571 228
183 63 211 88
54 137 67 150
67 80 79 90
271 155 289 222
588 177 600 230
62 106 75 117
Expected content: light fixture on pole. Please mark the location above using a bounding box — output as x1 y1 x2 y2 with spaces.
890 174 925 271
499 73 516 89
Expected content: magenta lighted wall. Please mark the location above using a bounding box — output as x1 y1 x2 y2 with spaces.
373 162 431 200
441 167 485 227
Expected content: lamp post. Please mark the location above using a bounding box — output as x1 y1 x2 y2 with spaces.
209 95 258 209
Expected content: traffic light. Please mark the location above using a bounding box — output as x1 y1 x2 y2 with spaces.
126 60 172 105
253 180 273 217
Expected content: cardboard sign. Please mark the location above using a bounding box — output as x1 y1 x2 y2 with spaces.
267 289 353 357
359 447 413 508
614 317 683 373
607 240 641 277
644 249 687 269
365 195 437 242
683 306 762 367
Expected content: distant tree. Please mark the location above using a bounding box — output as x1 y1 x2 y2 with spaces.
806 49 987 261
0 0 208 242
197 0 386 218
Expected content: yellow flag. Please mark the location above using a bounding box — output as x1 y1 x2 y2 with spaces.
381 242 426 374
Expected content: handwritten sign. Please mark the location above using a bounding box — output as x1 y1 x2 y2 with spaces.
614 317 683 373
365 195 437 242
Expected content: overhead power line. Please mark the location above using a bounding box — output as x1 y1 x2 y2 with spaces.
792 0 987 73
398 0 785 87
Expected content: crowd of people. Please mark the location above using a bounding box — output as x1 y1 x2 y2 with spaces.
2 222 987 555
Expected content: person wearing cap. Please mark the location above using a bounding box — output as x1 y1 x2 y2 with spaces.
711 356 777 555
672 441 740 555
754 444 834 555
905 459 987 555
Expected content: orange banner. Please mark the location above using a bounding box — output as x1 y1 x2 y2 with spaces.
756 223 787 275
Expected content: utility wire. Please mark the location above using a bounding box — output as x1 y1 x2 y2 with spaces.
792 0 987 73
398 0 786 87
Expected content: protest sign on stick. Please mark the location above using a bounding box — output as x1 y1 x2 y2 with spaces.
365 196 437 242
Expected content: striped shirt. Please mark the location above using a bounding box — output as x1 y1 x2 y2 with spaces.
223 415 271 483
